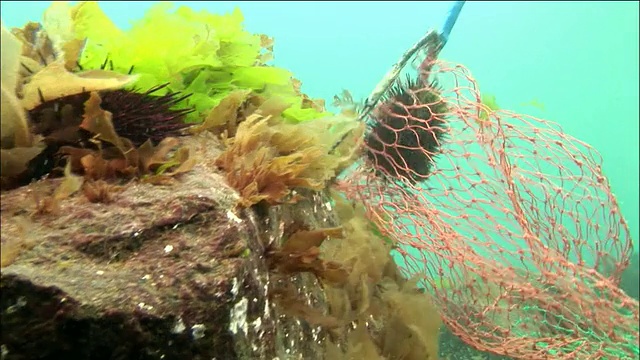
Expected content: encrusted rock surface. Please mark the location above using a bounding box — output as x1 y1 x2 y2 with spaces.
0 135 331 360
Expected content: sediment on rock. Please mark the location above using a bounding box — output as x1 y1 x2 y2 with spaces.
0 135 278 360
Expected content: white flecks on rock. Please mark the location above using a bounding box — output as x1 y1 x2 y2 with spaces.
226 210 242 224
171 317 186 334
252 316 262 330
191 324 206 340
1 344 9 360
231 277 240 297
137 302 154 311
229 297 248 336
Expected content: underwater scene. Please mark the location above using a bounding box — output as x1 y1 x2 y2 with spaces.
0 1 638 359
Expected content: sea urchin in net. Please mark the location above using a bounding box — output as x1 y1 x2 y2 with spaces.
364 74 448 184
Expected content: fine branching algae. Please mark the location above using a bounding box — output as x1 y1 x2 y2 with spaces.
209 92 364 207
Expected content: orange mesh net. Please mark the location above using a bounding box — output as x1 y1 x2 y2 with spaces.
337 59 639 359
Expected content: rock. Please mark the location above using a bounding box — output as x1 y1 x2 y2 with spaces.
0 135 333 360
258 188 341 359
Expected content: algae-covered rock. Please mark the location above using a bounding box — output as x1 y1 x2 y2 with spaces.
1 3 445 359
0 132 444 360
0 134 375 360
0 135 277 360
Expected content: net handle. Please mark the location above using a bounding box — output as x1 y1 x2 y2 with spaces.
357 0 466 123
440 0 466 47
330 1 466 155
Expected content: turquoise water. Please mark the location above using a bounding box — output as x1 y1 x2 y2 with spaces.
4 1 637 247
1 1 638 358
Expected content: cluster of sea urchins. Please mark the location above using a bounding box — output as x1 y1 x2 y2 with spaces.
364 74 448 184
22 82 194 184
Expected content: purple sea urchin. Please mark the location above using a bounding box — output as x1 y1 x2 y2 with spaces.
98 84 194 145
364 74 448 184
16 85 194 185
29 84 193 146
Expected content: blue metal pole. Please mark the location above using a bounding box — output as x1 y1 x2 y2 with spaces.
440 1 466 47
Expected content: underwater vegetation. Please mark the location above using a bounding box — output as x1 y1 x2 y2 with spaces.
479 92 545 121
479 93 499 121
1 19 195 190
0 1 336 189
262 191 443 359
321 193 442 359
199 90 364 208
0 2 447 359
70 1 331 123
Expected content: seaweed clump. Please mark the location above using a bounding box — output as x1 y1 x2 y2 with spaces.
69 1 332 123
324 193 441 359
1 17 196 189
266 192 443 359
206 91 364 208
1 21 46 182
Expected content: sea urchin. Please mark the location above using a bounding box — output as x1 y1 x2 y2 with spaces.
364 74 448 184
29 83 193 147
19 84 194 184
